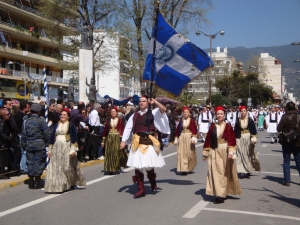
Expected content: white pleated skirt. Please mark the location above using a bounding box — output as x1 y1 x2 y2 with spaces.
127 146 166 169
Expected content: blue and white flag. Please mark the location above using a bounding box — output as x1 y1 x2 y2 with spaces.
0 30 7 44
143 11 214 96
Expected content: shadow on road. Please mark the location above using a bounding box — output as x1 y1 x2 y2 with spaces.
118 179 200 196
262 187 300 208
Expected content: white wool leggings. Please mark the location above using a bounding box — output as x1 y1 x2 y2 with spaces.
137 167 154 173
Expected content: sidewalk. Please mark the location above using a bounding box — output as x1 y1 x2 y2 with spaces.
0 159 104 191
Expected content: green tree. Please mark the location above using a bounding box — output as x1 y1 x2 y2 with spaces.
207 94 230 106
215 70 273 106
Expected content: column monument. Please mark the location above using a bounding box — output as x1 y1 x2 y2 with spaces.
78 22 93 104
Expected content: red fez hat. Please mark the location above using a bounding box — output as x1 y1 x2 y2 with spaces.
182 106 189 112
239 106 247 111
112 106 118 112
62 108 70 116
215 106 225 112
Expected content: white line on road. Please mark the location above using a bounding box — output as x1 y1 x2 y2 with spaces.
262 144 267 147
182 200 209 218
253 171 299 176
0 194 61 218
203 208 300 221
0 149 185 218
258 154 281 156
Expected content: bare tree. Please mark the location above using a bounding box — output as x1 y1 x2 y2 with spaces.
37 0 118 74
117 0 213 95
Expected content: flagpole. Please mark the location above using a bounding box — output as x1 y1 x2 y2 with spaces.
149 1 160 100
147 1 160 134
43 68 48 123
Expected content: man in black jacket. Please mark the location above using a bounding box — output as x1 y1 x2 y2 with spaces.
14 100 30 174
277 102 300 187
2 99 19 176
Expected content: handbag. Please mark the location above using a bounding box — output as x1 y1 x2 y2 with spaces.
279 115 300 144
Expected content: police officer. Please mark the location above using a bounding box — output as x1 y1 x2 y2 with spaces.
21 103 51 189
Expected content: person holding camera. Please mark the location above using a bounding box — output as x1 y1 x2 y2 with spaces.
277 102 300 187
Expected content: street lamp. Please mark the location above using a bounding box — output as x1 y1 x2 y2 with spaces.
195 30 225 105
7 61 27 100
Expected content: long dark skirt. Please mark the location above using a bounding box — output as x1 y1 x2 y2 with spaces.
104 133 128 172
26 150 46 176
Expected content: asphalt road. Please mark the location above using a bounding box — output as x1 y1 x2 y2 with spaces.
0 130 299 225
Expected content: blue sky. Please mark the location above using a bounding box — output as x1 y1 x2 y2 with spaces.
188 0 300 48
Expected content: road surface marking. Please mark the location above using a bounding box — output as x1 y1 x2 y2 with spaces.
0 194 60 218
203 208 300 221
253 171 299 176
262 145 267 147
183 200 209 218
258 154 281 156
0 149 180 218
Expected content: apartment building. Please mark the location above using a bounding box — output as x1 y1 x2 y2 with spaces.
0 0 68 101
63 31 140 100
187 47 239 100
259 53 282 95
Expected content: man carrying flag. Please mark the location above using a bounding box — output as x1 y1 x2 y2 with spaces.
120 5 213 198
120 95 169 198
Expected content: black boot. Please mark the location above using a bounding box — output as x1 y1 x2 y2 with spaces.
34 176 42 189
214 196 224 204
28 176 34 189
0 168 10 179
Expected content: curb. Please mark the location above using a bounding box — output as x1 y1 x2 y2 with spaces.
0 159 104 191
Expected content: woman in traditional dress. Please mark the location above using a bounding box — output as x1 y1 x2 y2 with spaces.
235 106 260 179
257 107 265 131
102 106 127 175
174 106 197 175
202 106 241 204
45 109 86 193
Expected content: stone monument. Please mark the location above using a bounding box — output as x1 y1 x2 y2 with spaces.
67 77 74 102
86 77 97 105
78 22 93 104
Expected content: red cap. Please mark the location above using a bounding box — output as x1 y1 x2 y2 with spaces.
215 106 225 112
62 108 71 116
239 106 247 111
111 106 118 112
182 106 189 112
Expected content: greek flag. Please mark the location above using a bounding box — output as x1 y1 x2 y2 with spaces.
143 11 214 95
0 30 7 44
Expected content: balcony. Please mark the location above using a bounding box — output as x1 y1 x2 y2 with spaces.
0 67 69 86
0 20 59 48
119 81 131 89
0 46 59 67
1 0 41 16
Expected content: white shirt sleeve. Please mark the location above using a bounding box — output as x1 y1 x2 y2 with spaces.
122 114 134 144
152 108 170 134
89 110 100 126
